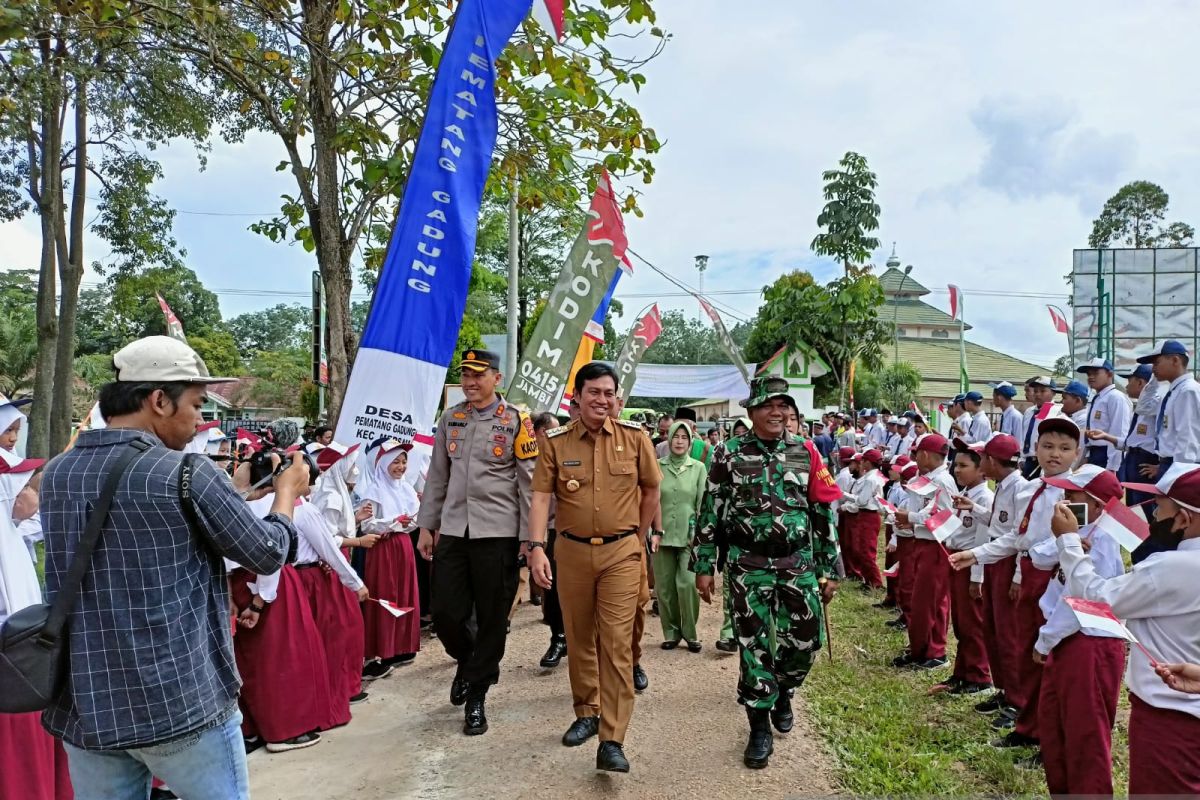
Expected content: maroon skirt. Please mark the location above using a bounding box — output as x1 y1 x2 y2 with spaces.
363 531 421 661
231 567 334 743
0 712 72 800
296 564 363 723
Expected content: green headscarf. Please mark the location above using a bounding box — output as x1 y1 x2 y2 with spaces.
663 420 694 475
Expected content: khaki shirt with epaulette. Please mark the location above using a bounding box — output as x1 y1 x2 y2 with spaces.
532 417 662 536
415 397 538 540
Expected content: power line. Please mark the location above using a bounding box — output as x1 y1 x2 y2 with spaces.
625 247 752 323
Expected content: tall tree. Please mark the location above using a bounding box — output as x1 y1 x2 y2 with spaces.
747 270 891 407
139 0 665 421
811 151 881 276
0 1 212 454
1089 180 1195 249
226 303 312 359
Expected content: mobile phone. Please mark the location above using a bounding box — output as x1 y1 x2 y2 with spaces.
1066 502 1089 527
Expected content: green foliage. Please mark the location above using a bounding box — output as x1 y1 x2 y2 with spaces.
226 303 312 359
0 269 36 316
0 305 36 396
1089 180 1195 249
243 347 309 415
811 152 881 275
448 315 485 383
853 362 921 413
188 330 243 376
75 265 224 353
73 353 114 392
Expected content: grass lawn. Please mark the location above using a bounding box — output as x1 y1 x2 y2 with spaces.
804 579 1131 796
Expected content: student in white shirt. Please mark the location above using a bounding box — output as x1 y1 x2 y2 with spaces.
949 415 1080 750
839 449 887 589
1086 363 1162 511
1075 357 1131 472
895 416 916 457
1052 461 1200 795
833 447 859 582
878 456 911 612
961 391 993 444
1138 339 1200 475
946 396 968 440
1020 377 1057 479
1032 465 1126 797
992 382 1023 441
931 440 994 696
1058 380 1091 467
863 409 887 448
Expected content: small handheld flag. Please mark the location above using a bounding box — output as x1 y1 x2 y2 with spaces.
925 507 963 543
1094 497 1151 552
1063 597 1158 665
882 562 900 578
377 599 413 619
906 476 937 496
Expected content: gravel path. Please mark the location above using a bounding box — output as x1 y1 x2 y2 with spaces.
248 580 839 799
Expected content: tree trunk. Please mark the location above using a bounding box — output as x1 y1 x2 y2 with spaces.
49 77 88 453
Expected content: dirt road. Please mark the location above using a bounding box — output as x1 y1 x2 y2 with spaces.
248 587 838 799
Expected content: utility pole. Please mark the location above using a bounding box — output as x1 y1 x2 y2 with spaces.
694 254 709 320
504 174 520 384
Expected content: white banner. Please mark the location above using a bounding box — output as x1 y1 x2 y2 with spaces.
617 363 757 399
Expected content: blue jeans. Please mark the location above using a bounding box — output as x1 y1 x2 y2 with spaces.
63 709 249 800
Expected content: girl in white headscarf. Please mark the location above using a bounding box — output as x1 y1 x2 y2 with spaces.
311 445 377 550
0 400 27 456
358 442 421 679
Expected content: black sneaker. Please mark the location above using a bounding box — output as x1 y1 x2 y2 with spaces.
633 664 648 693
974 692 1006 714
991 708 1018 730
244 736 265 755
362 660 393 681
885 618 908 630
927 677 963 695
912 656 949 670
349 691 369 705
715 638 738 653
891 653 917 668
990 731 1038 749
384 653 416 667
949 681 992 696
872 599 897 609
266 731 321 753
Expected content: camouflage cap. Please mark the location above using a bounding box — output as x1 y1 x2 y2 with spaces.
742 374 794 410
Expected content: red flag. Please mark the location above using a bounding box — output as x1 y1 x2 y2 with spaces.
948 284 961 320
1094 497 1150 552
156 293 187 342
924 507 963 542
532 0 565 41
908 401 919 412
1047 305 1070 334
882 562 900 578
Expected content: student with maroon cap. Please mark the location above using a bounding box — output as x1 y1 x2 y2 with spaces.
894 433 957 670
839 449 886 589
1054 461 1200 795
1030 465 1126 795
888 460 921 631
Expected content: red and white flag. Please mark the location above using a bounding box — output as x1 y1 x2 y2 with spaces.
1094 497 1150 552
1063 598 1137 643
948 284 962 320
906 475 937 496
531 0 565 41
878 496 898 515
925 508 963 542
377 599 413 619
1035 402 1063 421
156 293 187 342
882 562 900 578
909 401 920 413
1047 305 1070 334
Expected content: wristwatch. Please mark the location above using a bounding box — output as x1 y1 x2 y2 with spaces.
528 541 546 550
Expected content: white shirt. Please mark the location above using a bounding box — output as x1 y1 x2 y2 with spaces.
842 468 885 513
1158 374 1200 462
1058 535 1200 719
964 410 992 444
1031 522 1124 656
948 481 992 583
999 404 1023 441
293 501 365 593
1021 406 1039 458
1086 384 1132 470
897 432 916 457
971 477 1064 563
866 421 888 447
906 463 959 542
985 469 1029 584
1119 377 1163 454
833 467 855 514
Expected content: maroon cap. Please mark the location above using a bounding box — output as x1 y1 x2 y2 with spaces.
983 434 1021 462
952 436 985 454
1042 465 1123 505
838 446 855 460
892 455 912 468
900 462 919 478
912 433 949 455
862 448 883 465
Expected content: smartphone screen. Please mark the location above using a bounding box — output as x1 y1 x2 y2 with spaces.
1066 502 1089 527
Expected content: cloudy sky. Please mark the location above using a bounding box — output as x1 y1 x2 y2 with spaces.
4 0 1200 369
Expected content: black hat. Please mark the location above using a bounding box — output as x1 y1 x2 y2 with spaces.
461 349 501 373
674 406 698 423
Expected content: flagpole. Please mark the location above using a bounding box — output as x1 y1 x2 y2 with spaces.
505 171 520 383
958 293 968 393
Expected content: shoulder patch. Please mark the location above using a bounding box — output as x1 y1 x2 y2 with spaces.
546 425 570 438
617 419 643 430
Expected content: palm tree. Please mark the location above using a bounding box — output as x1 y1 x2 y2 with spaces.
0 309 37 398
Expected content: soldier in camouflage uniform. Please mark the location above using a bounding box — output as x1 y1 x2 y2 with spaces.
693 375 841 769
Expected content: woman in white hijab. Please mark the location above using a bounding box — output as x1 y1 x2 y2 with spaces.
358 441 422 680
0 396 31 456
311 443 377 550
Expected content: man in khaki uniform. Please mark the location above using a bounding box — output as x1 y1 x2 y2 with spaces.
529 362 662 773
416 349 537 737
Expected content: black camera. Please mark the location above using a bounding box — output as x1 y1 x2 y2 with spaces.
247 448 320 488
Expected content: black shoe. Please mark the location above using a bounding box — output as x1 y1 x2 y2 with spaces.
596 740 630 773
872 599 897 609
686 640 703 654
991 707 1018 730
974 692 1006 714
743 708 774 769
349 691 369 705
244 735 265 755
266 731 321 753
633 664 648 693
531 595 542 607
362 659 393 681
949 681 992 696
450 674 470 706
885 618 908 630
540 635 567 668
661 639 681 651
384 653 416 668
891 653 917 668
770 693 794 733
1016 750 1044 770
715 638 738 653
990 731 1037 749
651 599 659 616
463 695 488 736
562 715 600 747
912 656 949 670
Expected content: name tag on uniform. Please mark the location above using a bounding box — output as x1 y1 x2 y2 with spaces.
1093 410 1102 421
563 460 582 467
1136 423 1148 435
492 433 509 445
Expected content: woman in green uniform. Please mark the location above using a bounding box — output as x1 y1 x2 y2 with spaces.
650 421 707 652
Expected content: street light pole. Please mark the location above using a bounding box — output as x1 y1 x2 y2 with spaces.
892 261 913 365
694 254 709 321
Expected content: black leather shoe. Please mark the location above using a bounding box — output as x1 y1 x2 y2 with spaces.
632 664 648 693
450 674 469 706
686 640 702 653
463 696 488 736
743 708 773 769
540 635 567 668
770 692 794 733
562 715 600 747
596 740 630 773
715 638 738 653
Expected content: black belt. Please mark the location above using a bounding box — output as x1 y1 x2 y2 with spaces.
731 540 799 559
559 530 637 546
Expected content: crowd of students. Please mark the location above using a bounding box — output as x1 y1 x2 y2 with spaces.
830 339 1200 796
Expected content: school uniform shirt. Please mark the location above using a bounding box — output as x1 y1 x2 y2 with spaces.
841 468 885 513
970 477 1064 565
1021 406 1039 459
1058 535 1200 719
948 482 993 583
1030 521 1124 656
890 481 918 543
883 432 902 457
1070 408 1090 466
1116 377 1163 454
897 432 916 457
985 470 1030 584
1157 373 1200 462
832 467 855 514
963 410 993 444
866 422 888 448
999 404 1024 441
906 463 959 542
293 500 365 593
1087 384 1132 470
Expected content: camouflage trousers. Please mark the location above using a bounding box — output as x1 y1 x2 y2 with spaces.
729 562 825 709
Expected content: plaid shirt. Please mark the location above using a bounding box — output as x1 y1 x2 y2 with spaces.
39 429 295 750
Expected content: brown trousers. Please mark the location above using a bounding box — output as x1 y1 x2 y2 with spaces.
556 534 643 744
632 555 650 664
